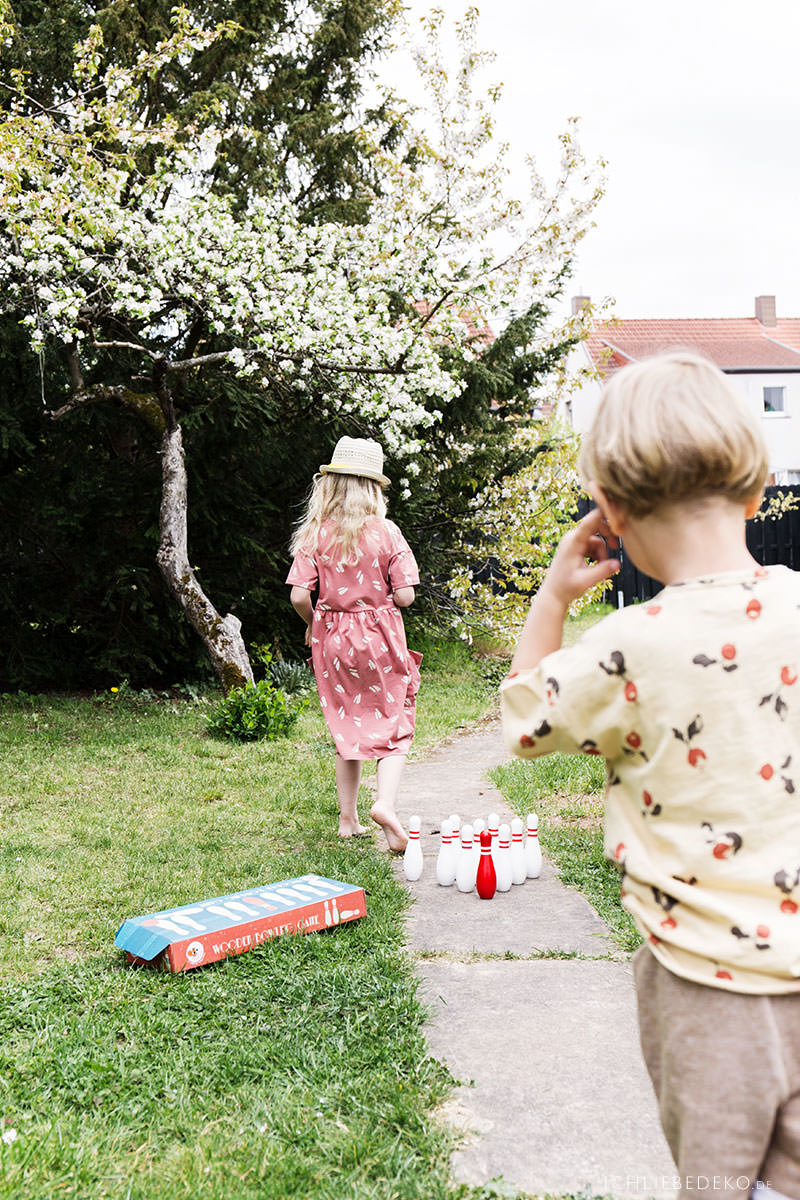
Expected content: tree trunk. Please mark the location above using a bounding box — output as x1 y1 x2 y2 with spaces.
156 424 254 693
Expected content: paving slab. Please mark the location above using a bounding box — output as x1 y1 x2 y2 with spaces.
418 958 676 1200
376 716 677 1199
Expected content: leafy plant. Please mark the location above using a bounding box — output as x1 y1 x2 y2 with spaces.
206 678 307 742
267 657 316 697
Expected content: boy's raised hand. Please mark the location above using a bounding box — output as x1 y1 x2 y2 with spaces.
509 508 621 674
543 507 621 606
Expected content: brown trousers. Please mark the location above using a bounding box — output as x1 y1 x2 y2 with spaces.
634 946 800 1200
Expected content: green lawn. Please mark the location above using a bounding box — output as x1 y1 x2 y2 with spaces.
492 753 642 955
0 637 497 1200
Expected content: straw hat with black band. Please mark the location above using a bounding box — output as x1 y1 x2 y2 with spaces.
319 437 390 487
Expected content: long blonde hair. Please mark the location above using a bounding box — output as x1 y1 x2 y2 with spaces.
291 472 387 563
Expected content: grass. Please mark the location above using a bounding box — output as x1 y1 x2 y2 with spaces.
491 602 642 957
492 754 641 955
0 635 498 1200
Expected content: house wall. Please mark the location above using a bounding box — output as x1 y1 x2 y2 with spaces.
562 347 800 484
731 372 800 484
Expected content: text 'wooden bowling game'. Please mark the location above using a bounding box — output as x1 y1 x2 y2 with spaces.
115 875 366 971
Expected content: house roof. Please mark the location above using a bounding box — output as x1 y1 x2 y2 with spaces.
586 317 800 374
414 300 495 351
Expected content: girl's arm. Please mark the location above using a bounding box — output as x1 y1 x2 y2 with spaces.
290 586 314 647
510 508 619 674
393 586 415 608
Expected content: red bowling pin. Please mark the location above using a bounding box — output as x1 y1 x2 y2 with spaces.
476 829 496 900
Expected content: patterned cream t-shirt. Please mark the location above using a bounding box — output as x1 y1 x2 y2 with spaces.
501 565 800 994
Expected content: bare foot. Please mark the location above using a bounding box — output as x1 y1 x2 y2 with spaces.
338 819 369 839
369 802 408 853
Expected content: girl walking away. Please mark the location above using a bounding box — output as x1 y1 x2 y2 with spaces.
287 437 421 852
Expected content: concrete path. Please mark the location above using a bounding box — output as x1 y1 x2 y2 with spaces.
378 717 678 1200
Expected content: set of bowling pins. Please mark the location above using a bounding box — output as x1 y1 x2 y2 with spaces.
403 812 542 899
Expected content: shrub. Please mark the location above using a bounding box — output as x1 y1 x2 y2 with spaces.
206 679 308 742
268 657 316 696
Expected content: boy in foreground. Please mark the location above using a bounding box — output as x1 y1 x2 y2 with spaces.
501 352 800 1198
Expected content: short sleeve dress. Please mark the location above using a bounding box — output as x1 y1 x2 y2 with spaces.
286 517 422 760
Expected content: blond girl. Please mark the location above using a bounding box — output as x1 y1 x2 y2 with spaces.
286 437 421 851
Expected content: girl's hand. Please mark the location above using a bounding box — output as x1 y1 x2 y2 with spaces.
541 507 621 607
304 624 312 648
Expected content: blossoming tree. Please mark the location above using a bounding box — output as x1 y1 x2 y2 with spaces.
0 14 469 689
1 5 605 685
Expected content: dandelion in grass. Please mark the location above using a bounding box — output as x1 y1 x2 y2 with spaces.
1 1129 18 1145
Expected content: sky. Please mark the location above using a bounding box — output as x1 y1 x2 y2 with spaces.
386 0 800 323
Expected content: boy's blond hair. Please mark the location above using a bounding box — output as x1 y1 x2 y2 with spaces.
290 472 387 563
578 351 769 517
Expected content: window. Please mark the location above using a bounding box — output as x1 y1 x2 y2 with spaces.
763 386 786 413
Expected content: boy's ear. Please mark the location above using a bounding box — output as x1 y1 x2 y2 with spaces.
744 492 763 520
588 483 627 536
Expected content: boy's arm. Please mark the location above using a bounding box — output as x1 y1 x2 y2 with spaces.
510 508 620 674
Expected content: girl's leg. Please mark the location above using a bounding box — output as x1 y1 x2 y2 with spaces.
334 754 368 837
369 755 408 853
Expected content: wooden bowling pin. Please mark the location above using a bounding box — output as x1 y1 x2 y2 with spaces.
403 815 424 881
510 817 527 885
455 823 476 893
487 812 500 854
526 812 543 878
495 823 513 892
476 829 497 900
436 817 458 887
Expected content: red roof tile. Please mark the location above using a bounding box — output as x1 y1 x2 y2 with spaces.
586 317 800 374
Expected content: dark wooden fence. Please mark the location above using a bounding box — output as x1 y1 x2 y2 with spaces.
581 487 800 607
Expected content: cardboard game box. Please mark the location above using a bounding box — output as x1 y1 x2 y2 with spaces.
115 874 366 971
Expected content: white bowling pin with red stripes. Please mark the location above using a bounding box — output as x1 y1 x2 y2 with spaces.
510 817 527 885
403 815 424 881
455 823 476 892
526 812 542 878
495 824 513 892
435 817 458 887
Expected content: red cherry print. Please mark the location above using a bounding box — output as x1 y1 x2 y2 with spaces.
642 790 653 807
624 680 638 702
760 764 774 780
648 933 661 945
780 899 798 915
519 734 534 748
755 565 768 577
660 916 677 931
614 842 626 861
507 671 519 679
688 747 707 767
626 731 641 749
781 666 798 686
756 924 770 939
746 598 762 620
713 842 731 860
646 604 661 616
715 969 733 981
721 644 736 661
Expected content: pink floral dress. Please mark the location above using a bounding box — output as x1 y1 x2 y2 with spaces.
286 518 422 760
